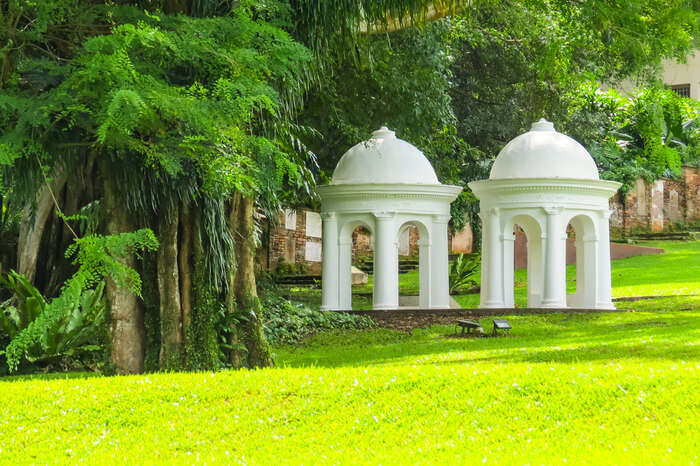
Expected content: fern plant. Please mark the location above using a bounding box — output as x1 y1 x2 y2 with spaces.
2 229 158 372
0 270 106 371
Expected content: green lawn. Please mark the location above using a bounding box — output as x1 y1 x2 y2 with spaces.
287 240 699 310
0 241 698 464
1 298 699 464
360 240 700 309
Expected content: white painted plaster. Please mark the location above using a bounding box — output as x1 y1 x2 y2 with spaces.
469 119 621 310
318 127 462 310
305 211 322 238
305 241 322 262
284 209 297 230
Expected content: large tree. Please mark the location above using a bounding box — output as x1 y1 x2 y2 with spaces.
0 0 697 373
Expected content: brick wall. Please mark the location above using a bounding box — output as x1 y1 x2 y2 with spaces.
609 166 700 238
263 211 475 273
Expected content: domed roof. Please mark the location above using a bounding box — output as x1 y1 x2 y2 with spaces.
490 119 600 180
331 127 440 185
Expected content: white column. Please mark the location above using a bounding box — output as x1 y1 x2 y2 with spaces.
418 237 432 309
338 238 353 310
321 212 339 311
527 234 544 307
582 237 599 308
541 206 566 308
430 214 451 309
373 212 398 310
596 210 615 309
482 208 505 308
503 231 515 308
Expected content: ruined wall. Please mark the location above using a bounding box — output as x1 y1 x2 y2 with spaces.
267 209 323 274
264 211 474 274
609 166 700 238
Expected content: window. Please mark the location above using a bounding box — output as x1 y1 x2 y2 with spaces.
671 84 691 98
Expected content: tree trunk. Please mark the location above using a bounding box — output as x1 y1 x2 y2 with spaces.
226 194 243 368
157 205 183 369
232 194 273 368
178 203 192 356
102 162 145 374
17 171 67 284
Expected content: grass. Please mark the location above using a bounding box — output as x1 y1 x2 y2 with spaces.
361 240 700 309
286 240 700 310
0 240 698 464
1 298 699 464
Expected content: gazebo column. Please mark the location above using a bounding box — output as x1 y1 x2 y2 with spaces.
596 210 615 309
338 237 353 310
542 206 566 308
321 212 339 311
581 236 599 308
503 231 515 308
373 212 398 310
482 208 505 308
430 215 451 309
418 237 432 309
527 234 544 307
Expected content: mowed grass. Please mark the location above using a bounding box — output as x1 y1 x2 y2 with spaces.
286 240 699 310
1 299 699 464
0 241 698 464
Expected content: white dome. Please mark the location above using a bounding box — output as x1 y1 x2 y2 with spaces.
331 127 439 185
490 119 600 180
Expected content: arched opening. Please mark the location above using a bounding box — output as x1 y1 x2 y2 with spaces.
565 214 598 308
337 218 374 310
396 221 430 308
351 225 373 309
505 214 543 308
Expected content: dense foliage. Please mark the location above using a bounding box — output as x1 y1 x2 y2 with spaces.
260 295 374 345
0 0 698 374
566 84 700 192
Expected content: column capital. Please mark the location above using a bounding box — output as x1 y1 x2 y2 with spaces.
373 211 395 220
417 238 432 247
432 214 451 224
488 207 500 217
543 206 564 216
321 211 337 220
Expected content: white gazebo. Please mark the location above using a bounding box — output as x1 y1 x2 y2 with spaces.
317 127 462 310
468 119 621 310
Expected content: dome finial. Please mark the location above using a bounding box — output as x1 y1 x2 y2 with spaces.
531 118 555 132
372 126 395 140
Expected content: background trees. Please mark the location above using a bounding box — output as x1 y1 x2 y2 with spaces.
0 0 698 374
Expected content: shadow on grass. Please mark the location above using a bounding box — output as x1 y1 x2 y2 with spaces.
276 310 700 368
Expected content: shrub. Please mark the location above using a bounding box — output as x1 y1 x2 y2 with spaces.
449 253 480 294
0 270 106 374
259 296 374 345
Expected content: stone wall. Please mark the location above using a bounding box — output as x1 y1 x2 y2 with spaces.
609 166 700 238
267 209 323 274
263 209 474 273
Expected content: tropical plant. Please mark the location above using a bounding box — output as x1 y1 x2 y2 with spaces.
449 253 479 295
259 295 374 345
3 230 158 372
0 270 106 373
566 84 700 192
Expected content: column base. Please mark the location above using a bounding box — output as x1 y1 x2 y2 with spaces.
372 304 400 310
595 302 616 310
539 300 567 308
320 305 340 311
480 302 509 309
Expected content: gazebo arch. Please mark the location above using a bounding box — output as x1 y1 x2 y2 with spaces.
469 119 621 310
318 127 462 310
